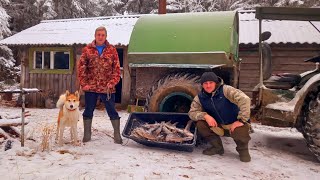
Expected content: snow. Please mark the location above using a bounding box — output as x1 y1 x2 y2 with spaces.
0 106 319 179
0 117 29 126
0 45 14 68
0 15 140 46
1 88 40 93
0 5 10 39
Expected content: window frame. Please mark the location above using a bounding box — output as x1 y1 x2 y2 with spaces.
29 47 74 74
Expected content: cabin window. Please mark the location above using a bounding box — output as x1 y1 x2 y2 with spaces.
34 51 70 70
29 47 73 74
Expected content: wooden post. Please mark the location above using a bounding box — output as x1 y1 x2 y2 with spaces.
122 47 131 106
21 89 25 147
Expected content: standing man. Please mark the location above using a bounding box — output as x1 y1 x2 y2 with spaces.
77 26 122 144
188 72 251 162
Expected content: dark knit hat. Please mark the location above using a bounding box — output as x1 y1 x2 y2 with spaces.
200 72 219 84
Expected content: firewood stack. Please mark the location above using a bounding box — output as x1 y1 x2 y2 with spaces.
0 111 31 140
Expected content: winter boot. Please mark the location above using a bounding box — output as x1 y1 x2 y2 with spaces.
235 140 251 162
111 119 123 144
83 117 92 142
202 137 224 156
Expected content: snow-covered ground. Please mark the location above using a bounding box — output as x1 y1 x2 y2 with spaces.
0 106 319 180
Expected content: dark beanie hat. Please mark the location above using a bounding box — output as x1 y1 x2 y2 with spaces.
200 72 219 84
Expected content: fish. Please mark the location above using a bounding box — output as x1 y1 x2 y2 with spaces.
130 120 194 143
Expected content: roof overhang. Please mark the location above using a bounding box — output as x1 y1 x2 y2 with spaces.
255 7 320 21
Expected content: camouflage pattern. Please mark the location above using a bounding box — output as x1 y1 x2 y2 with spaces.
77 40 120 93
188 83 251 123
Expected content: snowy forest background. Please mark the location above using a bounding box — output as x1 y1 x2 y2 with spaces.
0 0 320 88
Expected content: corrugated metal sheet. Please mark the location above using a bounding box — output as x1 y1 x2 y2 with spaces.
239 10 320 45
0 15 140 46
239 10 256 21
311 21 320 32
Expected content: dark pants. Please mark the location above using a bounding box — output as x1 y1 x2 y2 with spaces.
196 121 251 145
83 92 120 120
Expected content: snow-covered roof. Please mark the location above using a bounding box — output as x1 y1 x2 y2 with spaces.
239 10 320 45
0 15 140 46
1 11 320 46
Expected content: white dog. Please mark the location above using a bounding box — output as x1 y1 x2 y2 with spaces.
56 90 80 146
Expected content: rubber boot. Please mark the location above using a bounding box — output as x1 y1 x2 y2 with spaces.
111 119 123 144
230 124 251 162
83 117 92 142
202 137 224 156
196 120 224 155
235 140 251 162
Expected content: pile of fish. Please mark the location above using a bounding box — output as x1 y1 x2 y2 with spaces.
130 120 194 143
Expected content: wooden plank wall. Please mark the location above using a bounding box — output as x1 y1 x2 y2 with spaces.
24 73 76 107
22 46 78 107
21 45 129 107
239 44 320 97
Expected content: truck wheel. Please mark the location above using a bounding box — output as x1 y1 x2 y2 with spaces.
145 73 201 112
301 88 320 161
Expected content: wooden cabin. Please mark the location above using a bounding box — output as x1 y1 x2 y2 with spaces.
0 15 140 107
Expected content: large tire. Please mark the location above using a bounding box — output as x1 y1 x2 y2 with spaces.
300 87 320 161
145 73 201 112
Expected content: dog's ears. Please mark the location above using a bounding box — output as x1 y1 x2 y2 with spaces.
75 91 80 99
66 90 70 96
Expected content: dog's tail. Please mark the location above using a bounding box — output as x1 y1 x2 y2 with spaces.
56 94 66 109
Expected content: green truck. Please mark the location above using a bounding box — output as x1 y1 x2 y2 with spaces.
127 7 320 161
128 11 240 112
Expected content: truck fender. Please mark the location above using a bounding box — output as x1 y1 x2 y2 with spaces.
293 73 320 123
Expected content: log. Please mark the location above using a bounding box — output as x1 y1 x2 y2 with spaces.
0 128 10 139
0 118 30 127
3 126 20 137
2 93 13 101
0 126 35 141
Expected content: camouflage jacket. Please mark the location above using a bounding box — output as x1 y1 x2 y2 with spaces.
77 40 120 94
188 81 251 124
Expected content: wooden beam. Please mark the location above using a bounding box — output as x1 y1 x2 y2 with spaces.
122 47 131 105
256 7 320 21
0 118 30 127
